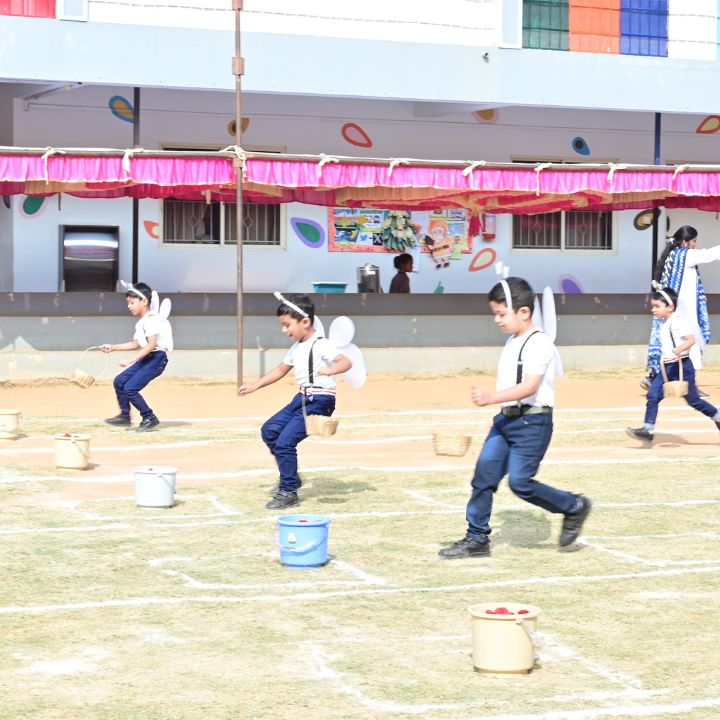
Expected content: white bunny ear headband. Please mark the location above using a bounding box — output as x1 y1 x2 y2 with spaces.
494 261 513 309
273 291 309 318
120 280 148 302
651 280 674 306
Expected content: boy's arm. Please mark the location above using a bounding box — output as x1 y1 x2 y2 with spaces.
237 363 293 396
673 334 695 357
99 340 140 353
471 374 543 407
315 353 352 377
118 335 157 368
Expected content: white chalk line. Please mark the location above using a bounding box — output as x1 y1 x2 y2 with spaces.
581 539 720 568
2 563 720 615
158 556 388 592
6 451 720 486
6 496 720 536
300 631 653 715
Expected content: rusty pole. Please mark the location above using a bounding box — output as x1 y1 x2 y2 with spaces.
233 0 245 387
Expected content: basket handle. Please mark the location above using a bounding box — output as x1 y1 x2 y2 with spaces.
75 346 111 380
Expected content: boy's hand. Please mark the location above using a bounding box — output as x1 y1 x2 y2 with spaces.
237 383 257 396
471 387 493 407
99 344 113 353
315 366 331 377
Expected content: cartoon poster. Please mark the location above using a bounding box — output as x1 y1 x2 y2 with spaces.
328 207 471 259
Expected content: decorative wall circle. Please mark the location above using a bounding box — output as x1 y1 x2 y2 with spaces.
227 118 251 137
468 247 496 271
108 95 135 124
144 220 160 239
341 122 373 148
291 217 325 248
20 196 46 218
571 136 590 155
559 274 583 294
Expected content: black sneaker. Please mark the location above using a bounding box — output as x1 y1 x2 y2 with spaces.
559 495 592 548
715 421 720 432
269 478 302 495
639 376 652 391
136 415 160 432
699 388 710 399
438 536 490 560
626 427 653 443
265 490 299 510
105 414 131 426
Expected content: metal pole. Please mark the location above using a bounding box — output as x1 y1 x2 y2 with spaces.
233 0 245 387
651 112 661 276
132 87 141 284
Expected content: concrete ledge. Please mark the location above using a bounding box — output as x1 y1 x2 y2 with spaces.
3 345 720 381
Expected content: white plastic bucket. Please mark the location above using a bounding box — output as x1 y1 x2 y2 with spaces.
468 602 541 674
53 433 91 470
0 409 21 440
134 466 176 508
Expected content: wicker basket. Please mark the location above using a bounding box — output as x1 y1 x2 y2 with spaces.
305 414 339 438
432 433 472 457
70 347 109 389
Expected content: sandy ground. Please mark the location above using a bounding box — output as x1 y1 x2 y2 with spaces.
2 368 720 504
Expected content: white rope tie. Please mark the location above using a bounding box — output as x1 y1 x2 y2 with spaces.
388 158 410 177
534 162 552 196
462 160 486 189
606 163 628 192
316 153 339 182
40 147 64 183
221 145 248 180
672 164 689 182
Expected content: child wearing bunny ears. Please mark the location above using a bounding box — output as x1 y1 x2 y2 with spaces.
439 276 591 559
100 282 172 432
238 293 352 510
627 286 720 444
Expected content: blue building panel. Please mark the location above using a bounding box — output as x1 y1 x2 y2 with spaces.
621 0 668 57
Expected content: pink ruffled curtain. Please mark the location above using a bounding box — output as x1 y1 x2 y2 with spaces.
3 151 720 212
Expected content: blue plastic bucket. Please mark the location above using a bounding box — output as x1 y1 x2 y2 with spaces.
277 514 332 568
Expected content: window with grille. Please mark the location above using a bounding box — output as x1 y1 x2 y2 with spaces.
513 210 613 251
162 198 281 246
161 146 282 247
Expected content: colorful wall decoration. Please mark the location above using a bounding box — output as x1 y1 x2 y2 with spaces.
571 136 591 155
291 217 326 248
328 208 471 256
108 95 135 124
19 196 46 218
523 0 675 58
340 122 373 148
144 220 160 239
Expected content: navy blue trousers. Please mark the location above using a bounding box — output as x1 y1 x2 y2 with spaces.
261 392 336 492
113 351 168 419
466 411 577 540
644 357 717 425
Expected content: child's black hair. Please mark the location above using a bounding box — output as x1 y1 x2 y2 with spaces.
126 282 152 303
276 293 315 323
393 253 412 270
651 286 678 307
488 276 535 312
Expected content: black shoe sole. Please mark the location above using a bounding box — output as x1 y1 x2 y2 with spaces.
559 497 592 548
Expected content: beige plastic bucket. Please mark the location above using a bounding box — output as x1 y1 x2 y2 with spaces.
53 434 91 470
0 409 21 440
468 602 541 674
134 466 176 508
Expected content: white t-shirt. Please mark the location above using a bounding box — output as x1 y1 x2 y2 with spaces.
284 333 341 390
134 312 173 352
497 328 556 408
659 315 691 363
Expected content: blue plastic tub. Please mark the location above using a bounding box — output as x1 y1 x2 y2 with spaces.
277 514 332 568
312 282 347 293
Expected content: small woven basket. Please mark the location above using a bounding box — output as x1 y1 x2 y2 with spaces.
70 347 109 389
305 414 339 438
432 433 472 457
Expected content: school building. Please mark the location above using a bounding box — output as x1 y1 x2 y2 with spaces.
2 1 720 376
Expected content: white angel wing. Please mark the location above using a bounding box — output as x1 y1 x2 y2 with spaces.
313 315 325 337
337 342 366 388
150 290 160 315
532 296 543 329
328 316 355 347
541 286 557 343
159 298 172 320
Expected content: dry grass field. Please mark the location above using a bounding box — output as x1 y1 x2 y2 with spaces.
1 369 720 720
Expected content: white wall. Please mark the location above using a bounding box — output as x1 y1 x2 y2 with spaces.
11 87 720 293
